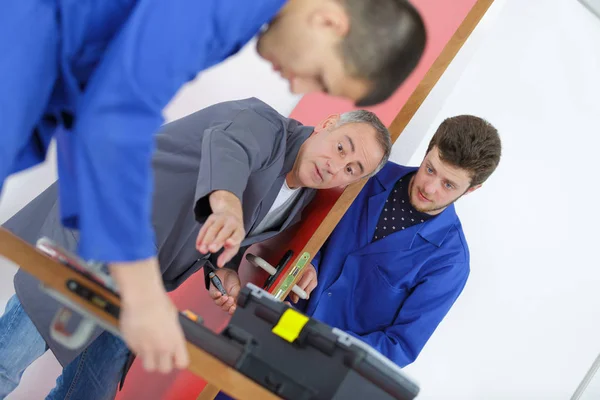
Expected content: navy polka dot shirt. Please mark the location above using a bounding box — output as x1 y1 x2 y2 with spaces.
372 172 434 242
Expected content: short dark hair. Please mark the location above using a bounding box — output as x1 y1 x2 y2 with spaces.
427 115 502 187
340 0 427 106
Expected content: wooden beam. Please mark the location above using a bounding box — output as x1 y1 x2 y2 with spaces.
0 228 280 400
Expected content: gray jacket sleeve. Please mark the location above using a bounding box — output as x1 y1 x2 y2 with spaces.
194 108 284 222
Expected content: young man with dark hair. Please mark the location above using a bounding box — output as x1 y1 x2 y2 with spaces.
289 115 502 367
259 0 426 105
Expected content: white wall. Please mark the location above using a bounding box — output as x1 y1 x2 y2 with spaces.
0 39 300 400
395 0 600 399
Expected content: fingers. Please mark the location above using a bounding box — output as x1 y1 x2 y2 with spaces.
306 279 317 296
212 292 229 307
296 272 312 291
157 350 173 374
228 281 240 299
197 217 225 254
211 223 236 253
210 287 233 310
292 268 317 302
197 214 244 259
195 219 213 253
218 296 232 309
208 289 222 301
147 330 188 374
141 348 157 372
217 244 240 267
120 292 189 375
216 228 244 267
173 328 190 370
203 222 228 254
290 276 306 303
136 332 185 375
220 296 235 312
224 275 240 314
304 265 318 297
209 270 241 313
228 304 237 315
224 231 244 248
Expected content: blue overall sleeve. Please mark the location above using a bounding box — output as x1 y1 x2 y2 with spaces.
69 0 284 262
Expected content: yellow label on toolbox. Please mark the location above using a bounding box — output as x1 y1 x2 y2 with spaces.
272 309 310 342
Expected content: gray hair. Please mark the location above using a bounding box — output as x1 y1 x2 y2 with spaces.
336 110 392 177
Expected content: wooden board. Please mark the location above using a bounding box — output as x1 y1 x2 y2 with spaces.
0 227 280 400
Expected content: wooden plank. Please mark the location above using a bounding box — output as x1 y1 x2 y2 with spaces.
197 384 222 400
0 227 280 400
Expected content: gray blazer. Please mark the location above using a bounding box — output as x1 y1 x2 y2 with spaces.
4 98 315 366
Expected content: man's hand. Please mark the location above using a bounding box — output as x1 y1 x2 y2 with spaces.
196 190 245 267
109 257 189 374
208 268 241 315
289 264 318 303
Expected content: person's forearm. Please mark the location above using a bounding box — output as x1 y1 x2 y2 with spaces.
109 257 165 305
108 256 189 372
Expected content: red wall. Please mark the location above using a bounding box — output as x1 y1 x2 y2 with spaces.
116 1 479 399
290 0 479 126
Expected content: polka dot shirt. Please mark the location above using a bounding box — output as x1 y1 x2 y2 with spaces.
372 172 434 243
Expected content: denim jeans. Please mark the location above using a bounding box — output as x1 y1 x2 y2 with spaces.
0 295 130 400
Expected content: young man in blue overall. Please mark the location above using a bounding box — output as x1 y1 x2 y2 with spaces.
282 115 502 368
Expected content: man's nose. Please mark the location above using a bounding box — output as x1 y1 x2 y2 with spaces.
423 180 437 195
327 159 344 175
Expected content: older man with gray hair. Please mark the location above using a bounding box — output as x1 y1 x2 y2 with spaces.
0 97 391 400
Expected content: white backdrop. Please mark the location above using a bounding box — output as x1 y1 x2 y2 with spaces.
397 0 600 399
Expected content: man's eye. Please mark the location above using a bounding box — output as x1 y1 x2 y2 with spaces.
427 167 433 174
346 166 354 175
445 183 454 190
337 143 343 152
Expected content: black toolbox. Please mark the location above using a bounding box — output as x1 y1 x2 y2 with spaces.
28 235 419 399
181 283 420 400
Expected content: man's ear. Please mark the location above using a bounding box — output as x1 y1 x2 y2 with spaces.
313 114 340 133
465 184 482 195
308 1 350 38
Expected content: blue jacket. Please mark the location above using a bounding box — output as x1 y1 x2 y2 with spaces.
2 0 286 262
298 162 470 367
